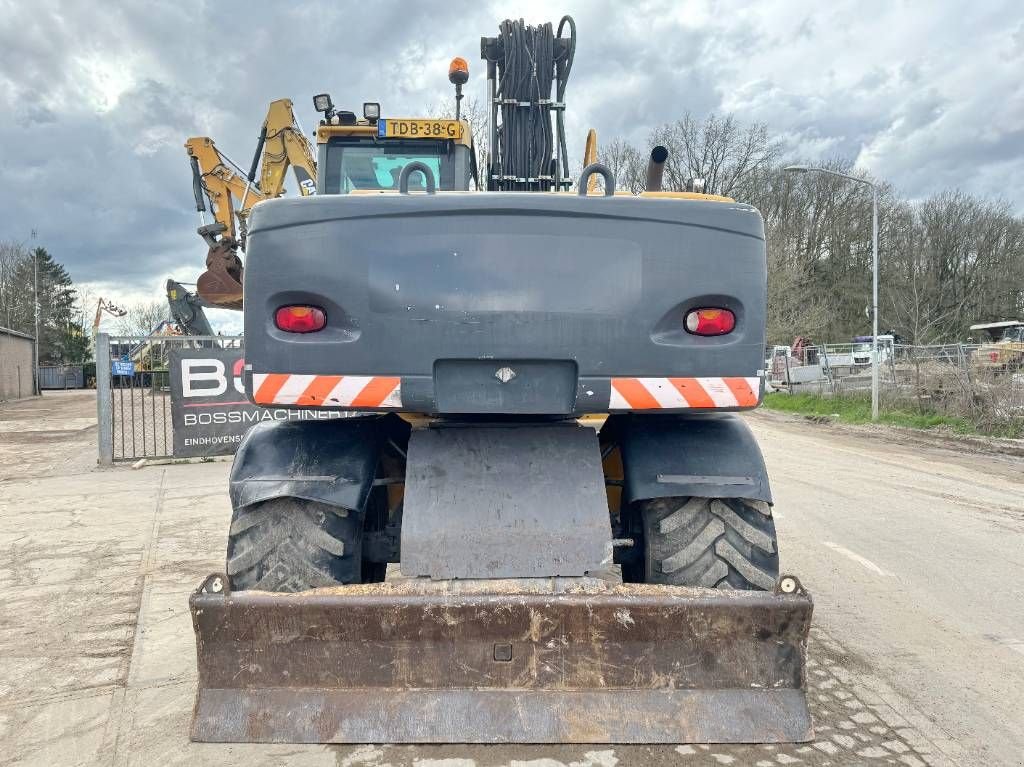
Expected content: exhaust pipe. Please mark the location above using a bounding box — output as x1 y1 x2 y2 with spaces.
645 145 669 192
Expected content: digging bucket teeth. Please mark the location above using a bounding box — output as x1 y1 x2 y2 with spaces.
190 573 813 744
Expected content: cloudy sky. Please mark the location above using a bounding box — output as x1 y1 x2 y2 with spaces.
2 0 1022 332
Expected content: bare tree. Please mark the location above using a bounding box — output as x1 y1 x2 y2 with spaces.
765 228 832 344
600 138 646 194
429 96 489 188
649 114 781 197
0 241 31 331
884 192 1024 342
744 159 885 341
117 300 168 337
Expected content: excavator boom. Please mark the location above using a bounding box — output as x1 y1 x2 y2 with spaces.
186 99 316 309
259 99 317 199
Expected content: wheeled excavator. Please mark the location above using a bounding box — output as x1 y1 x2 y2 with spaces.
186 98 317 309
189 16 813 745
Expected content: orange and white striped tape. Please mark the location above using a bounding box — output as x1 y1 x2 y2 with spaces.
252 373 401 408
251 373 758 411
609 377 760 410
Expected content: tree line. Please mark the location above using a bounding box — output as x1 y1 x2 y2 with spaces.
0 241 174 366
0 242 90 364
601 114 1024 345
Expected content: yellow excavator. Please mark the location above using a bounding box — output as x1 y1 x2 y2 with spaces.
186 99 317 309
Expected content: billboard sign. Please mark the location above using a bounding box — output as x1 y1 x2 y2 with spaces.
168 347 344 457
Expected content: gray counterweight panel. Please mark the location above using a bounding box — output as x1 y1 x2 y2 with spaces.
243 193 767 416
368 233 642 314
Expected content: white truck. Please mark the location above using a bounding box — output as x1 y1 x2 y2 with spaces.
851 335 895 366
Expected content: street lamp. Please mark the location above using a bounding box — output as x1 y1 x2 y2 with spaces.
783 164 880 421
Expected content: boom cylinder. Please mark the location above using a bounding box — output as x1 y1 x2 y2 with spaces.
645 145 668 192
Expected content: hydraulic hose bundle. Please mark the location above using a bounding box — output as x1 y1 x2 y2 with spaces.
482 16 575 191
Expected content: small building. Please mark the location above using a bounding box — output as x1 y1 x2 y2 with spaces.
0 326 35 401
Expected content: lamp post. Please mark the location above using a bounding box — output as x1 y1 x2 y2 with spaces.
31 232 41 398
34 247 40 396
783 165 879 420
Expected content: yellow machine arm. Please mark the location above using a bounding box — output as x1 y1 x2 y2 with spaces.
258 99 317 200
583 128 598 193
186 98 317 309
92 297 127 333
186 136 269 245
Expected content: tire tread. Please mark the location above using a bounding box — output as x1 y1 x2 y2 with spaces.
641 496 779 590
226 497 360 592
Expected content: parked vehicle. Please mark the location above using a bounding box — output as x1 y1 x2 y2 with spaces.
970 321 1024 372
851 335 895 366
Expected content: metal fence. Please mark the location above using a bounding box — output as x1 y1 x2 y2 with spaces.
769 343 982 389
767 342 1024 417
39 364 85 390
96 333 244 464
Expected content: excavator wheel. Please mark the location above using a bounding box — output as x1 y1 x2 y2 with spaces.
639 496 778 590
225 497 363 592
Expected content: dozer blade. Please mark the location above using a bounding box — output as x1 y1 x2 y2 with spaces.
190 574 813 744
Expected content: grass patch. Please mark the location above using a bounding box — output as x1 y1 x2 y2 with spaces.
761 392 1018 436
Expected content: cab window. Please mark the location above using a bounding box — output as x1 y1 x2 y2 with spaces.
324 139 452 194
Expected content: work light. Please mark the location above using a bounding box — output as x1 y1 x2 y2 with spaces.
313 93 334 114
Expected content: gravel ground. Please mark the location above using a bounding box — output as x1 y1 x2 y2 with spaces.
3 391 1022 765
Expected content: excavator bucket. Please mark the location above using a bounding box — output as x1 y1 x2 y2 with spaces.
189 573 813 744
196 239 245 310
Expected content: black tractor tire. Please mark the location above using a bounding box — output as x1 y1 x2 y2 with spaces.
639 496 778 590
225 497 363 592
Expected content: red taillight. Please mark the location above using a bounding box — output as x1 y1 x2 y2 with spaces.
685 308 735 336
275 305 326 333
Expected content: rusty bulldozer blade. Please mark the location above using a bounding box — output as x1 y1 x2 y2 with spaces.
190 574 814 744
196 238 245 310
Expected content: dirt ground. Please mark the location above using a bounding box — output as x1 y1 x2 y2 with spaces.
2 391 1022 766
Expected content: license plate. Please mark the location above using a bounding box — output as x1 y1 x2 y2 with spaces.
377 119 464 140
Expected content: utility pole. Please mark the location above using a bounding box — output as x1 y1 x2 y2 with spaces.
784 166 881 420
32 229 40 396
870 185 879 421
1 257 8 329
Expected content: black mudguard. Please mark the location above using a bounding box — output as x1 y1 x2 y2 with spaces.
606 413 772 505
229 415 402 512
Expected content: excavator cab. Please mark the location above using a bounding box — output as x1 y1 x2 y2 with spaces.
314 103 475 193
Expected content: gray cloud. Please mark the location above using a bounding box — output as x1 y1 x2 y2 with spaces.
1 0 1021 322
